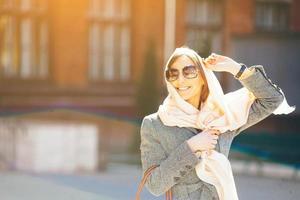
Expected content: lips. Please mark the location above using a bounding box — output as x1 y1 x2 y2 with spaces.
176 86 191 91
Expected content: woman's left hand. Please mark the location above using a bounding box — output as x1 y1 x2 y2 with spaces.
203 53 241 75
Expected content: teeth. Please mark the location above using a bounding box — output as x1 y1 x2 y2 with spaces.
178 86 190 91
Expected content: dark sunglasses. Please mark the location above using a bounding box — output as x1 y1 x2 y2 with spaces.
165 65 199 82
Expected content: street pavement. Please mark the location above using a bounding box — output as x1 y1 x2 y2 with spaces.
0 163 300 200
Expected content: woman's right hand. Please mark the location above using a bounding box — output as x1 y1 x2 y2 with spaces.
187 129 220 153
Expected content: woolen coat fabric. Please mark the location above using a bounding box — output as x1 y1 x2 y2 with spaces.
140 65 285 200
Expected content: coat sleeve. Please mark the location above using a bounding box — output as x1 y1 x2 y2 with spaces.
233 65 284 137
140 117 200 197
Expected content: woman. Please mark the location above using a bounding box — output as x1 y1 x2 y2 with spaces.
140 47 294 200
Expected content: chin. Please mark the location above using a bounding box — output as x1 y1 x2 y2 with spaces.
176 87 198 101
179 93 193 101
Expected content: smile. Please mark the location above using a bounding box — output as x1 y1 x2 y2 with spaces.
176 86 191 91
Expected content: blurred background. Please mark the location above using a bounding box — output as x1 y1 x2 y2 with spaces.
0 0 299 199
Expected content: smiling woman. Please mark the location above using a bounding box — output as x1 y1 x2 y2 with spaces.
137 46 294 200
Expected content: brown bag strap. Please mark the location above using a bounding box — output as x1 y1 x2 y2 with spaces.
135 165 172 200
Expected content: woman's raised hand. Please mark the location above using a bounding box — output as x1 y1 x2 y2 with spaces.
187 129 220 153
203 53 241 76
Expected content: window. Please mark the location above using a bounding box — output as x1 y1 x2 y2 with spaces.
88 0 131 81
255 0 290 32
185 0 223 56
0 0 49 79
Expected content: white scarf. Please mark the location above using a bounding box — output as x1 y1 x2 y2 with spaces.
157 48 295 200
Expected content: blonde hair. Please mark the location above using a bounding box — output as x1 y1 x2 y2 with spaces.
165 47 210 107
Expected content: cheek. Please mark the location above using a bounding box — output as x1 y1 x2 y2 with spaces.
169 81 177 88
191 78 203 91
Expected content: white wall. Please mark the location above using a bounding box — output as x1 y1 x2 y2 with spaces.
10 120 99 173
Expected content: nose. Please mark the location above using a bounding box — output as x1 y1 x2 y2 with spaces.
177 73 185 85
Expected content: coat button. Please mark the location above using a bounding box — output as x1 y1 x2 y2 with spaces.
185 165 192 169
174 177 180 182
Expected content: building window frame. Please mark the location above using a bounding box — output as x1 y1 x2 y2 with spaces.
255 0 291 33
0 0 49 81
88 0 131 82
184 0 224 57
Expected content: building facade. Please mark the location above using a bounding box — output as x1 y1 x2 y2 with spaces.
0 0 299 172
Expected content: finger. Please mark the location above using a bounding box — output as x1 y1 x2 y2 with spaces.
209 53 226 63
206 57 217 64
209 60 217 65
210 141 216 146
211 140 217 144
209 129 220 133
210 132 220 136
206 55 217 62
209 130 220 135
208 150 212 156
208 134 218 139
202 60 211 68
211 144 216 149
205 59 212 65
203 60 213 67
209 53 218 61
207 55 217 60
203 129 218 137
212 135 219 140
212 130 221 135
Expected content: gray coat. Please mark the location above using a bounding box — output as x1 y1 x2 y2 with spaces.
140 65 285 200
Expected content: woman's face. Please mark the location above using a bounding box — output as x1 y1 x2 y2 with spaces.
168 55 205 101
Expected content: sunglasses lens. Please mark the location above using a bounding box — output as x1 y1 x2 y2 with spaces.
183 65 198 79
165 66 198 81
166 69 179 81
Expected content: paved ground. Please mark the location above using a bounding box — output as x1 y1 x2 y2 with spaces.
0 163 300 200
